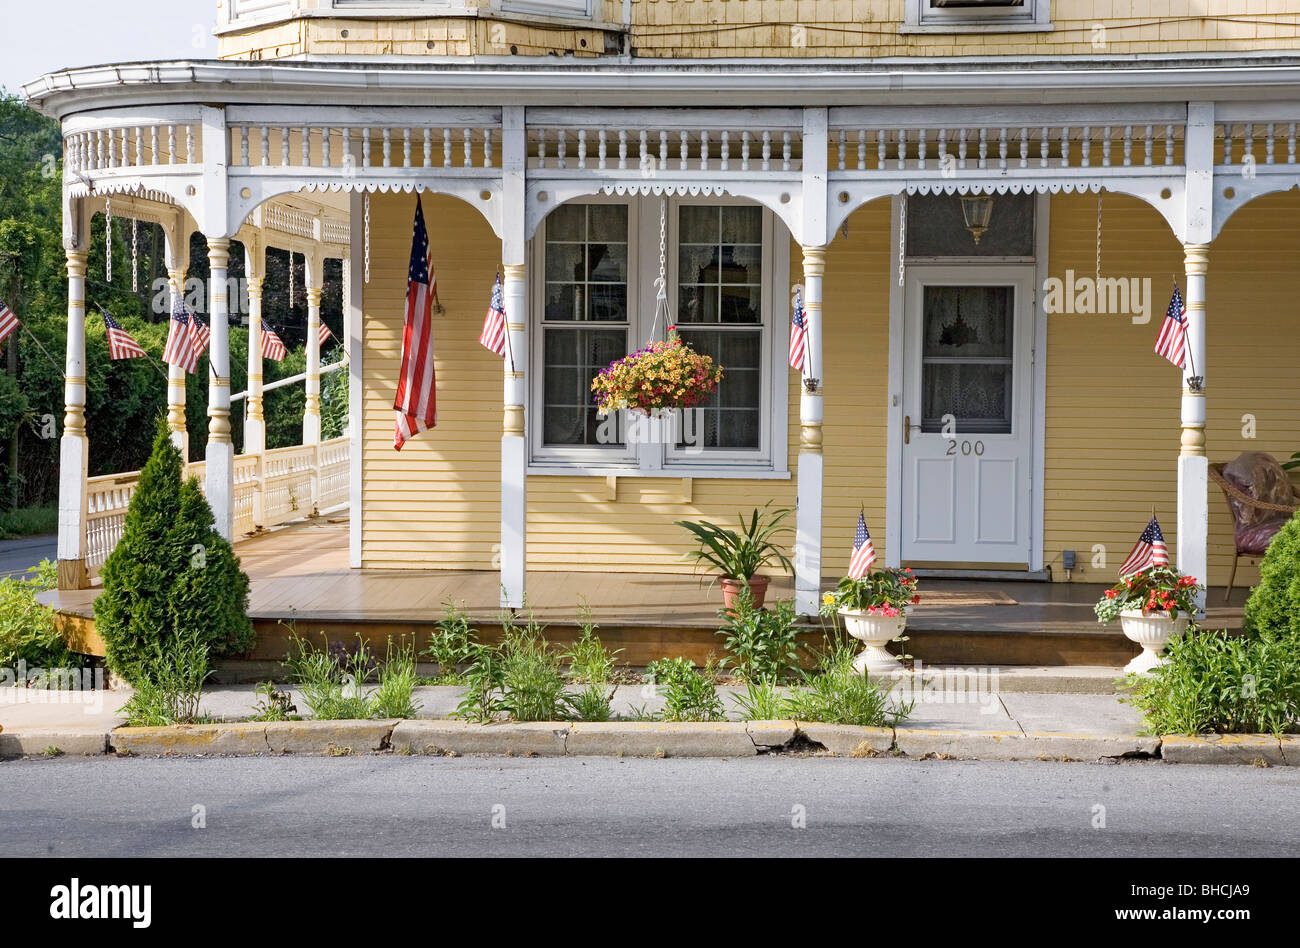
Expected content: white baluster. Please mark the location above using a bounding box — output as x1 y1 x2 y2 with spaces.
558 129 567 169
1144 125 1153 166
1102 126 1112 167
837 129 846 171
283 127 292 166
762 130 771 172
1060 126 1070 168
660 130 669 171
1166 124 1175 166
1018 127 1027 168
1081 126 1092 167
978 127 987 169
443 128 452 168
1266 122 1275 164
537 128 546 168
261 126 271 166
857 129 866 170
1040 126 1049 167
1123 125 1133 166
1223 124 1233 165
402 128 411 168
877 129 887 170
699 130 708 171
897 128 907 171
783 131 791 171
423 128 432 168
1289 123 1296 164
382 128 392 168
918 128 927 170
463 128 471 167
741 130 750 171
577 129 587 169
721 129 729 171
618 129 628 170
304 126 313 167
680 130 688 171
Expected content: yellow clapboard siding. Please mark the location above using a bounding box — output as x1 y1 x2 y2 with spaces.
362 189 1300 589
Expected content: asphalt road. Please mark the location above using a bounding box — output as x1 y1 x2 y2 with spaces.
1 755 1296 858
0 534 56 579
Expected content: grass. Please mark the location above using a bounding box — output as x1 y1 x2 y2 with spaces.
0 506 57 540
120 630 211 727
283 631 422 721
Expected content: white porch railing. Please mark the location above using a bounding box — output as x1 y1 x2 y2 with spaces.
82 435 350 576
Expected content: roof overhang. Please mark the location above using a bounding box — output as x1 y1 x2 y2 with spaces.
23 54 1300 120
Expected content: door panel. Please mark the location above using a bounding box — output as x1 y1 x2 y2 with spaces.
900 266 1034 565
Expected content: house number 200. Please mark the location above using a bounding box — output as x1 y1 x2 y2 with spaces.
946 439 985 456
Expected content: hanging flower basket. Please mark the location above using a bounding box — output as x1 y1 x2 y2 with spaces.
591 331 723 417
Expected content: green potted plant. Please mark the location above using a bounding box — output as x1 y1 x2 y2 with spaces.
676 504 793 609
819 569 919 674
1094 566 1202 675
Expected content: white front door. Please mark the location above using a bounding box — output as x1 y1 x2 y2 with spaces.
899 266 1035 566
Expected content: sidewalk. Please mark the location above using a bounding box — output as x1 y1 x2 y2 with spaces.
0 675 1292 766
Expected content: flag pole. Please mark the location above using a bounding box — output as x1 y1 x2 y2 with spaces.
17 324 66 379
499 265 517 375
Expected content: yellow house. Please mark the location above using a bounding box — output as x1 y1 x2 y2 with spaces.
23 1 1300 652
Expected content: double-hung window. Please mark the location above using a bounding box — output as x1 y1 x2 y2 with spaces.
530 196 788 476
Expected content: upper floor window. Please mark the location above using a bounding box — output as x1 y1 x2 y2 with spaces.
500 0 593 17
902 0 1051 32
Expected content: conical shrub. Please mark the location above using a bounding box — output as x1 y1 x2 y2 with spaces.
94 422 253 683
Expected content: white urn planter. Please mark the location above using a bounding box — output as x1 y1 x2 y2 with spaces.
839 609 907 675
1119 608 1189 675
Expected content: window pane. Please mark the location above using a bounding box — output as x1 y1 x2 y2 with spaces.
545 243 584 285
721 205 762 244
721 244 762 284
547 204 586 241
719 284 761 324
922 285 1013 359
678 284 718 325
589 204 628 243
921 363 1013 434
543 327 627 446
587 241 626 284
677 328 762 449
679 205 717 243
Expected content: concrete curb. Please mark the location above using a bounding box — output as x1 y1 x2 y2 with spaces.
1161 733 1298 767
0 719 1294 764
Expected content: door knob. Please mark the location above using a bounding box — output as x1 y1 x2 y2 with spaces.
903 415 922 444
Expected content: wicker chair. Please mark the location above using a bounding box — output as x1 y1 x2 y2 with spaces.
1209 452 1300 601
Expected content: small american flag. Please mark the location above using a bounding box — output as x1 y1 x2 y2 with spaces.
319 321 334 348
1154 283 1188 370
847 510 878 580
163 301 201 374
394 197 438 449
788 285 808 373
0 300 18 347
1119 515 1170 576
260 320 288 361
101 311 146 360
479 273 507 357
188 312 211 353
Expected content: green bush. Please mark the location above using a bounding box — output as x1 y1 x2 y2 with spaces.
0 559 68 671
784 640 911 728
424 602 479 684
497 623 568 722
1122 629 1300 735
1242 510 1300 640
284 632 421 720
0 506 57 540
93 425 254 684
562 607 623 684
647 656 727 723
716 590 801 682
120 629 211 726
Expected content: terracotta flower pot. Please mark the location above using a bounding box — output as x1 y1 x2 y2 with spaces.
720 575 770 610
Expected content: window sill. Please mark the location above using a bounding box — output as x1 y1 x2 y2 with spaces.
898 22 1054 35
527 464 791 481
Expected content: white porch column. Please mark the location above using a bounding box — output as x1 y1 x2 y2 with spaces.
303 252 323 446
1179 243 1210 612
205 238 235 540
164 227 190 461
244 244 266 455
501 262 527 608
500 104 527 608
795 245 826 616
57 248 91 591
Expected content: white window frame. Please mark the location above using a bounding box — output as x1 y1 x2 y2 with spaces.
901 0 1052 33
499 0 593 17
527 195 790 479
529 194 640 466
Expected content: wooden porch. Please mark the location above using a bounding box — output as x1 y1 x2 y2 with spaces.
42 515 1249 670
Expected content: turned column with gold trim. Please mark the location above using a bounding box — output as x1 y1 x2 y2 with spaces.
303 254 323 447
1179 243 1209 613
795 246 826 616
57 249 91 590
205 238 235 540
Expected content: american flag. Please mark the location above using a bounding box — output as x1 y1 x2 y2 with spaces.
1154 283 1188 370
101 310 146 360
1119 515 1170 576
319 321 334 348
479 273 507 357
788 285 808 373
163 300 201 374
394 197 438 450
0 300 18 347
847 510 878 580
188 312 211 353
260 320 288 361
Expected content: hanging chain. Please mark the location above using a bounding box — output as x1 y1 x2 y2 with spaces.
131 219 139 293
1096 190 1103 285
898 193 907 287
363 193 371 285
288 250 295 311
651 196 672 339
105 195 112 283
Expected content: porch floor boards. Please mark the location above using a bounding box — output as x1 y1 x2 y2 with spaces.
45 516 1249 667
